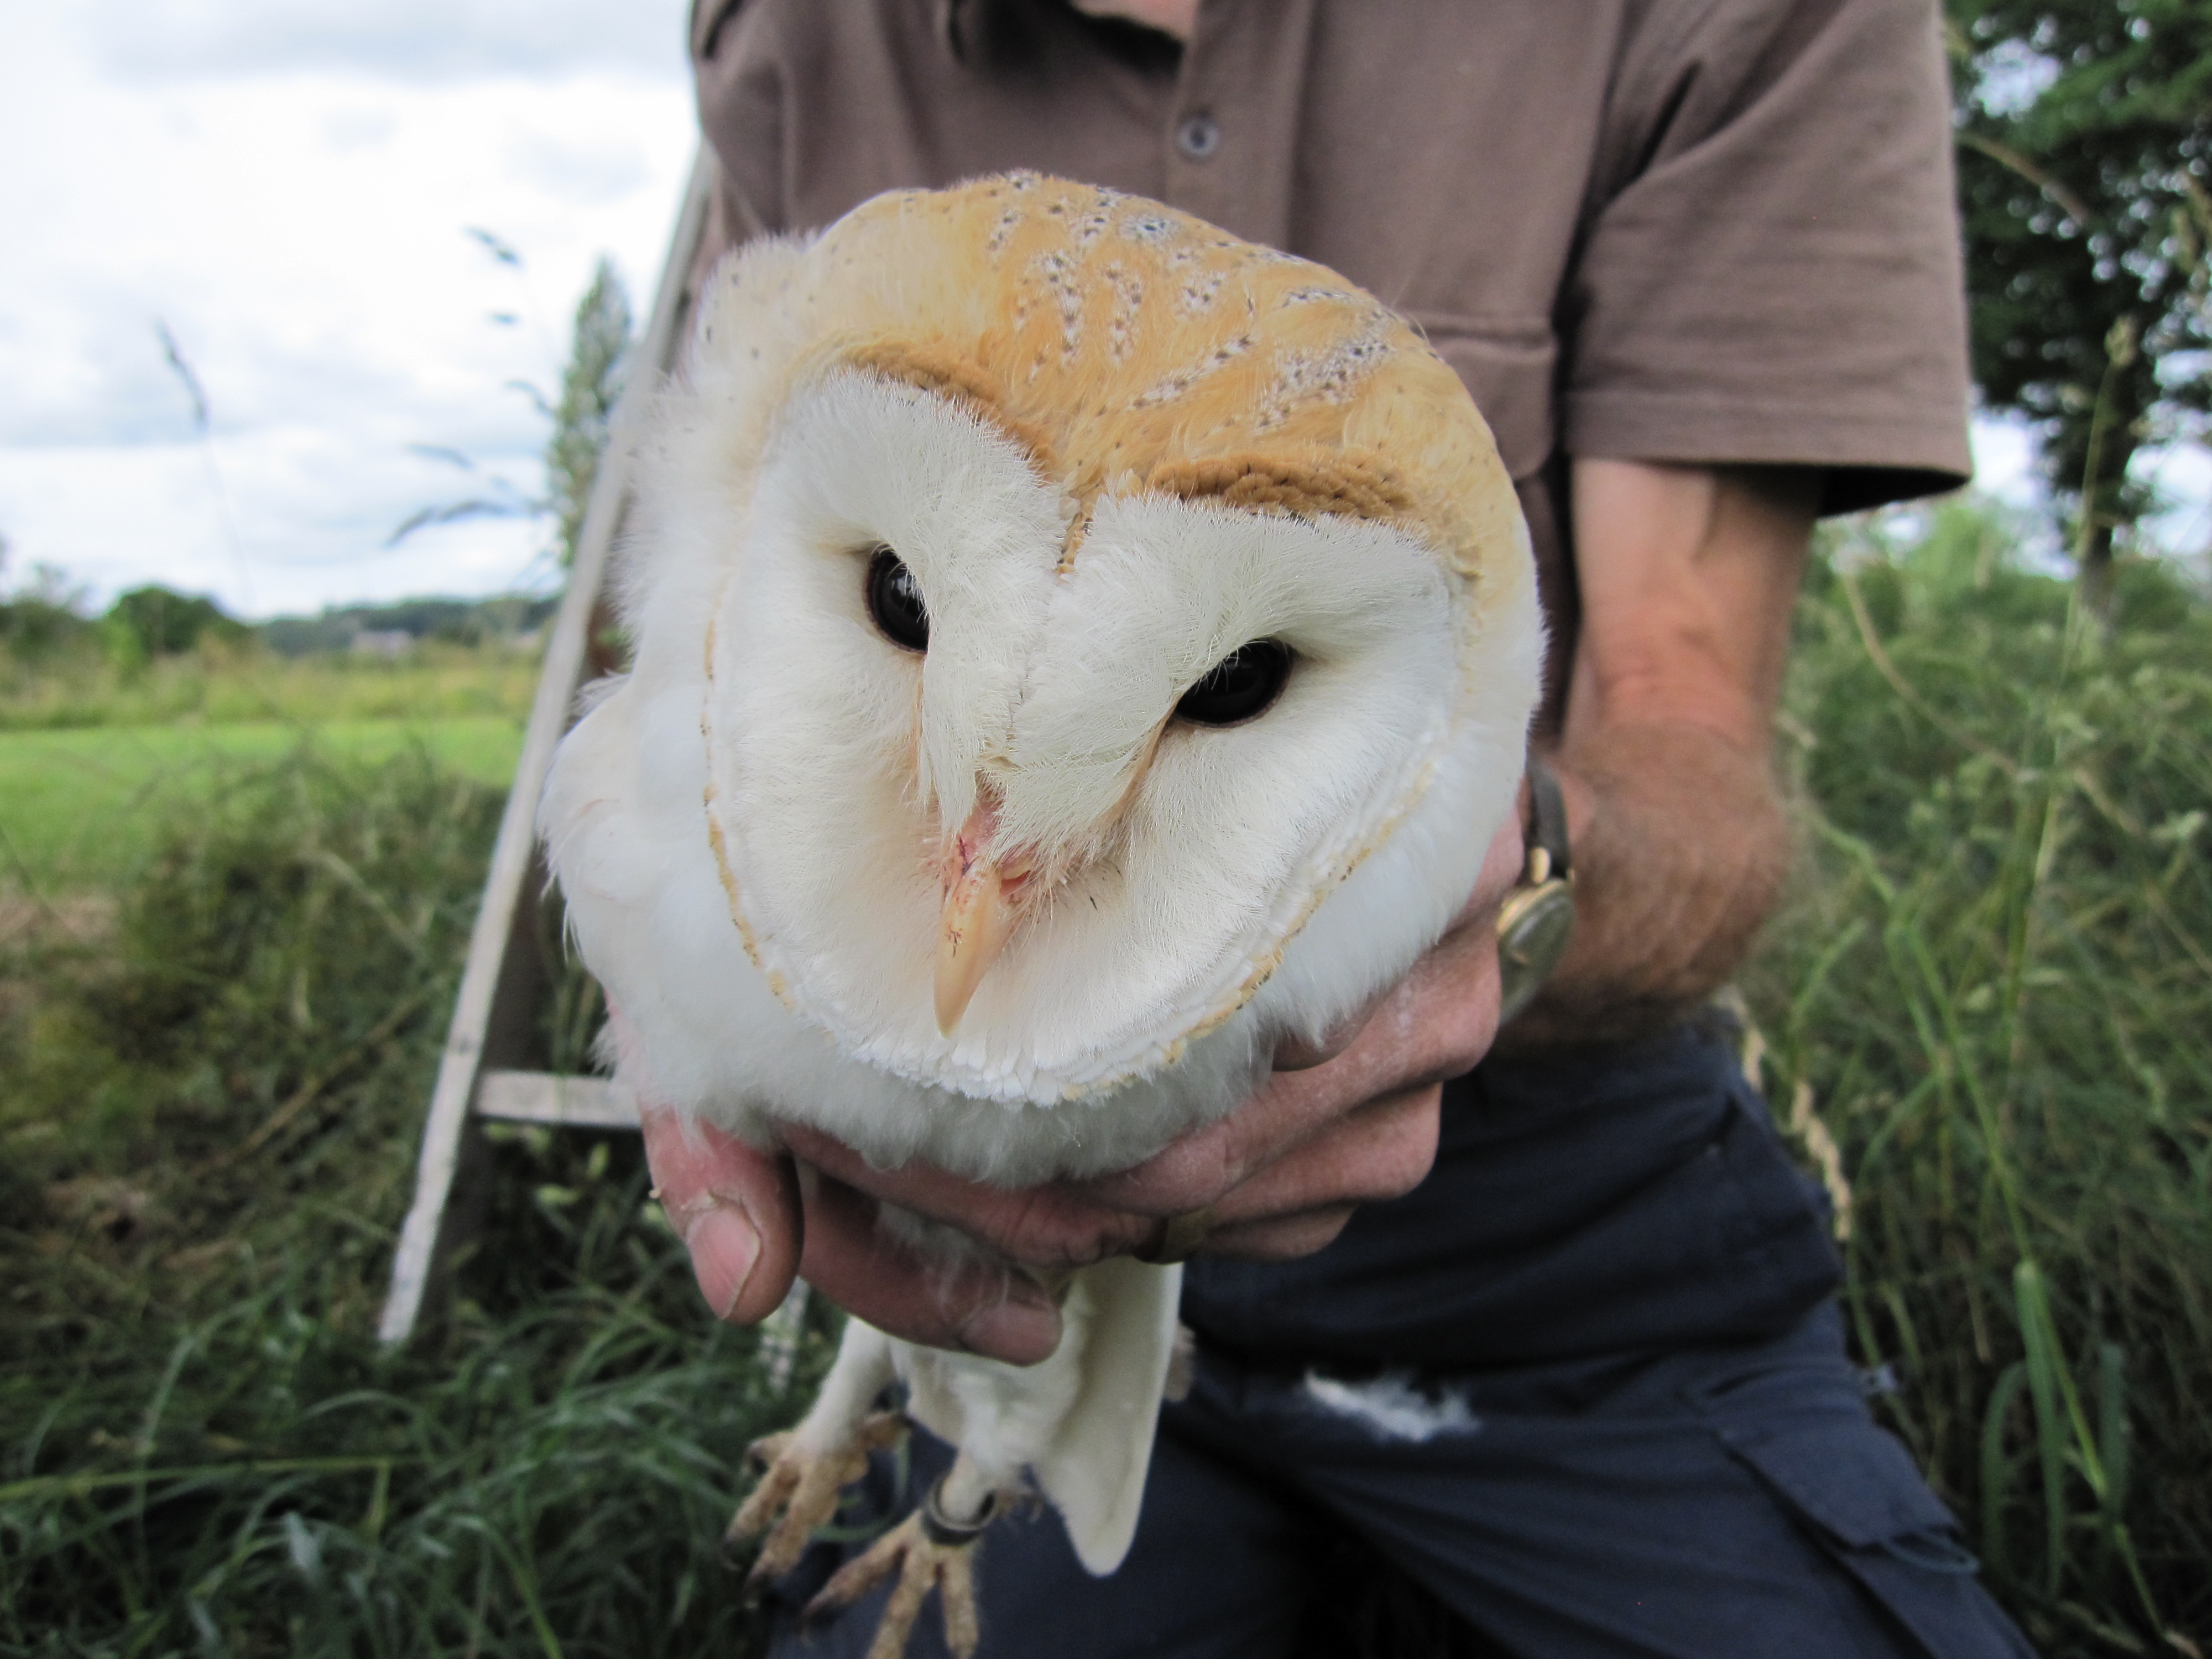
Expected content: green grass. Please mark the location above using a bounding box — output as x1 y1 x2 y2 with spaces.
0 509 2205 1656
0 637 537 893
0 745 827 1656
0 639 540 734
0 718 525 893
1745 505 2212 1653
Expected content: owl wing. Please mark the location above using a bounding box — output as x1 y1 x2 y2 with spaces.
1032 1256 1183 1576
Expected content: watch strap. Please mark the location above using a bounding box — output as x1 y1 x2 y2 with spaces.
1526 755 1571 883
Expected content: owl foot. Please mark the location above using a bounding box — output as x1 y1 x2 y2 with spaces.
724 1411 907 1583
805 1478 999 1659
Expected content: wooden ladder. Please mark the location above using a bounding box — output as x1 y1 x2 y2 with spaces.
379 150 809 1376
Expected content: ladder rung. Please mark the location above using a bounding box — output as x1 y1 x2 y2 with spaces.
475 1070 638 1129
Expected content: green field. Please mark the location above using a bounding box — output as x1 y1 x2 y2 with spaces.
0 717 525 892
0 638 542 735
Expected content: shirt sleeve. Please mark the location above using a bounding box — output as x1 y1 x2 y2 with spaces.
1564 0 1973 513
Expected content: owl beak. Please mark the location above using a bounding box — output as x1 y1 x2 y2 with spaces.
934 800 1029 1036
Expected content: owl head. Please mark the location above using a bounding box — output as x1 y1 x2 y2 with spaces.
545 175 1538 1171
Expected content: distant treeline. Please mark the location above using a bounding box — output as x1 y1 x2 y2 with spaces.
259 594 560 656
0 584 559 665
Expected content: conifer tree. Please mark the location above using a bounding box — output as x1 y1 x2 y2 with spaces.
546 259 633 568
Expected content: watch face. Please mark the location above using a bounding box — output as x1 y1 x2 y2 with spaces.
1496 881 1575 1026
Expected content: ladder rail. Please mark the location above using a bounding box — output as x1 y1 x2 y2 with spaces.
379 149 717 1346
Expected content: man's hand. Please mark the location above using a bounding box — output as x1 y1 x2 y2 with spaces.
638 811 1524 1364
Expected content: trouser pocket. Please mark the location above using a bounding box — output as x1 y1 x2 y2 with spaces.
1714 1416 2036 1659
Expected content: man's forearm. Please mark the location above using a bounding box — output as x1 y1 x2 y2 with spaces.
1499 458 1814 1048
1505 723 1791 1047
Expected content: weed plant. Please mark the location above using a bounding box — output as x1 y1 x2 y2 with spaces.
1748 502 2212 1655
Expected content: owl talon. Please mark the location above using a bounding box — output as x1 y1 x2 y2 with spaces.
805 1501 988 1659
724 1412 907 1580
743 1431 788 1475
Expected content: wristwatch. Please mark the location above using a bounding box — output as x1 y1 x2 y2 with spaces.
1495 757 1576 1026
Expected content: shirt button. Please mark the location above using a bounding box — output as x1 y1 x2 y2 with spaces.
1175 112 1222 161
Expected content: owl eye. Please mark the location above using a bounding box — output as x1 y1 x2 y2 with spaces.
1175 639 1293 727
865 545 929 651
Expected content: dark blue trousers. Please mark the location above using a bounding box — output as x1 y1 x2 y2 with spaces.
765 1024 2037 1658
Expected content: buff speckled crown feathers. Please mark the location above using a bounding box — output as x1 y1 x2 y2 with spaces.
726 172 1522 592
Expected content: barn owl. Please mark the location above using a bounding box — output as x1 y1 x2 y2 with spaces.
540 174 1540 1656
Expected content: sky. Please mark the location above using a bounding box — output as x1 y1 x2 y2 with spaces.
0 4 2201 620
0 0 695 618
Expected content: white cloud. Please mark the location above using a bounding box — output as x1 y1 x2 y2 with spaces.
504 128 656 209
0 1 693 617
1971 411 2210 566
80 0 690 85
0 427 552 617
1969 413 2043 509
2143 444 2211 566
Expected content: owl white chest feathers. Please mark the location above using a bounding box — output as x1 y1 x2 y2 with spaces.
539 173 1541 1187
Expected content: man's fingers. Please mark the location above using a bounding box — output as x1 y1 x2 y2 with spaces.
795 1166 1064 1365
640 1106 802 1327
1270 992 1385 1071
1081 1045 1389 1218
1084 959 1486 1219
776 1121 1155 1269
1132 1083 1437 1264
1131 1084 1441 1261
1203 1204 1360 1261
642 1114 1068 1363
1201 1084 1443 1230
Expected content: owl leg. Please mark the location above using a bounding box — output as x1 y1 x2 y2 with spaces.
805 1449 1005 1659
727 1319 903 1582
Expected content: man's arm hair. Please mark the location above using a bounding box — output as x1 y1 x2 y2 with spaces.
1505 457 1816 1047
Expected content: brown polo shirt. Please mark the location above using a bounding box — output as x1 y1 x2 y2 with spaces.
688 0 1972 713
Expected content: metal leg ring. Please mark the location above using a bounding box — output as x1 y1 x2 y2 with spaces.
919 1477 998 1548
